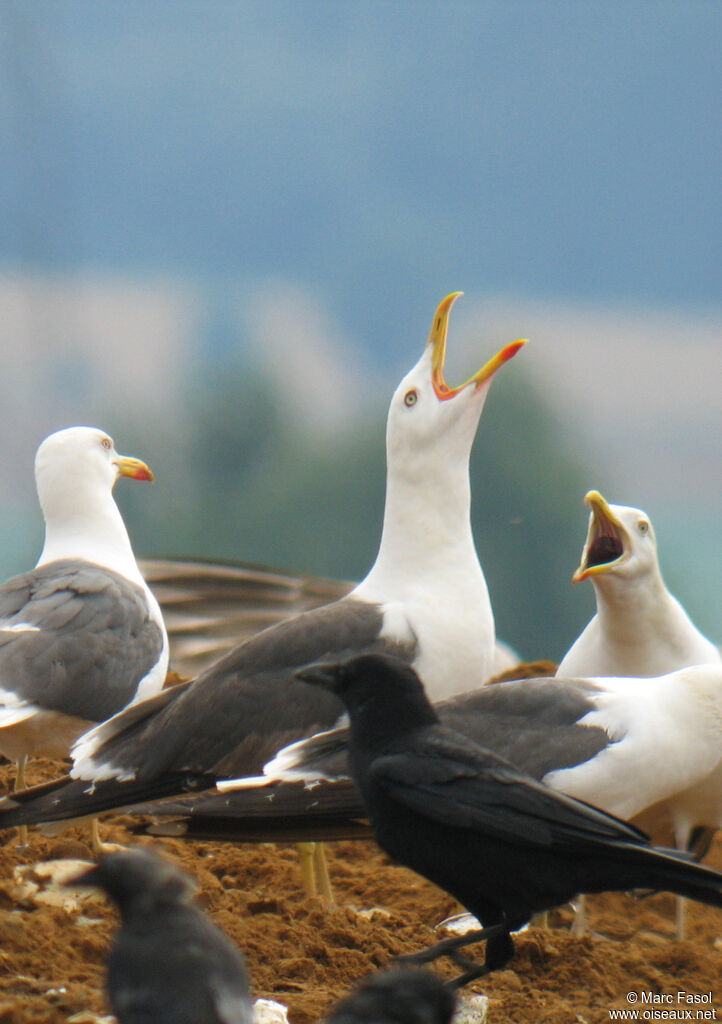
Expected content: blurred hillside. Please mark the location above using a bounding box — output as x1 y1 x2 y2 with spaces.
3 270 720 662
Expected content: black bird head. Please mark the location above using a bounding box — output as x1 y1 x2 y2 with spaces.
296 652 439 746
72 847 198 920
325 967 456 1024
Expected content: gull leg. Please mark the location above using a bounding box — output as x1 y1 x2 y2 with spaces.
295 842 336 905
15 757 28 848
673 827 704 941
675 896 687 941
90 817 125 855
90 818 104 855
297 842 317 897
312 842 335 906
570 894 613 941
674 828 688 940
570 894 588 937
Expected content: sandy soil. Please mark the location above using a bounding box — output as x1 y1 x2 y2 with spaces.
0 759 720 1024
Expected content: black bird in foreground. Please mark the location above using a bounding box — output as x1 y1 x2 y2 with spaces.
296 652 722 986
73 847 457 1024
324 968 456 1024
72 848 252 1024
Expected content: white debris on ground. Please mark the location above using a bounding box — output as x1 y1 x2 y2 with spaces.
12 859 103 913
437 911 481 935
454 993 490 1024
253 996 290 1024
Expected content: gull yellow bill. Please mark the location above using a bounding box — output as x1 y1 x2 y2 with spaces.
427 292 527 401
572 490 630 583
114 455 155 483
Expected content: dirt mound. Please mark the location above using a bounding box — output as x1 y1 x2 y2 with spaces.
0 759 719 1023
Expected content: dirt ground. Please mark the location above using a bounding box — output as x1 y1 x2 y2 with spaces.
0 758 720 1024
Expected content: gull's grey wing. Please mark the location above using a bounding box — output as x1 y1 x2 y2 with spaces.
141 557 352 677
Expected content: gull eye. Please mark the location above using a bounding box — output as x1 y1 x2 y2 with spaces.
638 520 649 535
101 437 113 451
404 389 418 407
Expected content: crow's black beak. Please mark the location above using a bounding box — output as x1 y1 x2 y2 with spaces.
294 662 340 693
67 863 103 888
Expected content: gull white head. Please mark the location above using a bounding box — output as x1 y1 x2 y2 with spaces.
35 426 154 580
560 489 720 678
385 292 526 487
571 490 660 588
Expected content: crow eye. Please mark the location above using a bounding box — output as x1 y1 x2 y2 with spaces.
404 389 418 407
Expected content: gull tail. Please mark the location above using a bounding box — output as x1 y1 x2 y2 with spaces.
0 771 218 829
133 778 370 843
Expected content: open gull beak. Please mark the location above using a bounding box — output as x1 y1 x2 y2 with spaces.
572 490 630 583
114 455 155 483
427 292 527 401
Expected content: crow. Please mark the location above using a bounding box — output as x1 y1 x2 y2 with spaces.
324 968 456 1024
297 652 722 985
73 847 459 1023
72 848 252 1024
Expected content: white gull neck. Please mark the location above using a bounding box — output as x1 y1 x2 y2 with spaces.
361 457 480 596
36 470 146 588
354 427 496 697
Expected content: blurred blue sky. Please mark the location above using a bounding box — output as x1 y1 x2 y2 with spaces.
3 2 720 328
0 1 720 647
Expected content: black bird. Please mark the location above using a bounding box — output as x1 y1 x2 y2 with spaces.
75 849 455 1024
72 848 252 1024
296 652 722 985
325 969 456 1024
